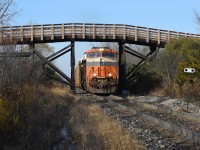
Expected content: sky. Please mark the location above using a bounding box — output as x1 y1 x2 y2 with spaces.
13 0 200 75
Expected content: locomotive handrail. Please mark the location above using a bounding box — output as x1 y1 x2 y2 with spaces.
0 23 200 46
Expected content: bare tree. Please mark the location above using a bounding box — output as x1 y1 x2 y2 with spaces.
0 0 20 25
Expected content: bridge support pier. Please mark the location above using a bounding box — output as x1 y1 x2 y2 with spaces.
118 41 127 94
70 41 75 91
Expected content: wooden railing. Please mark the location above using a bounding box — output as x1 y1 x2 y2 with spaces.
0 23 199 46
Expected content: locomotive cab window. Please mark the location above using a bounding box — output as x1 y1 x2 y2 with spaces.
102 52 115 58
87 52 100 58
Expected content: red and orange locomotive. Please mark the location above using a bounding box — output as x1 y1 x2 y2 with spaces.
75 47 118 93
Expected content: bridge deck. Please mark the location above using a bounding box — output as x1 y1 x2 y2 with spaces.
0 23 199 47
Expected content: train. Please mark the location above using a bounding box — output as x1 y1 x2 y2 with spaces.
75 47 118 94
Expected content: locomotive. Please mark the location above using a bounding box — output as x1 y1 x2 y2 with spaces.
75 47 118 93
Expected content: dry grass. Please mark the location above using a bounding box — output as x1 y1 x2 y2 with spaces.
149 87 165 97
69 100 143 150
0 85 73 150
50 84 70 96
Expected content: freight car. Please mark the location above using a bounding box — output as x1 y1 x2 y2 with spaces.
75 47 118 93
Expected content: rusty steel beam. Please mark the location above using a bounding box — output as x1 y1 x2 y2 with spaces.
46 44 71 60
118 42 127 93
126 52 152 79
48 49 71 62
127 46 159 84
125 46 146 59
70 41 75 91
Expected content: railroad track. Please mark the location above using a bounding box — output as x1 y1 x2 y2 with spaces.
81 94 200 150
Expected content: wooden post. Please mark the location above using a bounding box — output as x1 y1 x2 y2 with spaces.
83 24 85 39
146 28 149 43
0 27 2 43
93 24 96 39
21 26 24 42
135 26 138 41
62 24 65 39
157 29 160 45
103 24 106 39
118 41 127 93
168 31 170 41
71 41 75 91
9 27 12 43
31 25 33 41
177 32 179 38
41 25 44 41
72 24 75 39
123 24 126 40
51 24 54 40
113 24 116 39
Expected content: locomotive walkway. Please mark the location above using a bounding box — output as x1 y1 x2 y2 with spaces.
1 23 200 92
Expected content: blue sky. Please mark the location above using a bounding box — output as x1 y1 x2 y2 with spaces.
13 0 200 75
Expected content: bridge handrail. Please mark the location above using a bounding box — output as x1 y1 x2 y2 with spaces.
0 23 200 46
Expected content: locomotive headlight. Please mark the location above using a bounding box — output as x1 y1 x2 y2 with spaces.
108 73 112 77
93 73 97 77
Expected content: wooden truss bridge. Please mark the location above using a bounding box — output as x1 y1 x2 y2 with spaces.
0 23 199 92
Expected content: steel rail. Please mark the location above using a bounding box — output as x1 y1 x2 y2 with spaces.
108 100 200 145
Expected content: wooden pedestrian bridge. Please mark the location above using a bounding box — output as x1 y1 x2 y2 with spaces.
0 23 199 46
0 23 199 92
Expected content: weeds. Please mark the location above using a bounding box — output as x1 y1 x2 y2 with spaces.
68 100 142 150
0 85 72 150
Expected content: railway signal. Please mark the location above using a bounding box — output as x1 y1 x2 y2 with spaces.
184 68 195 110
184 68 195 73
